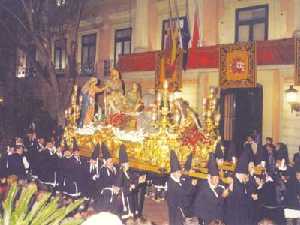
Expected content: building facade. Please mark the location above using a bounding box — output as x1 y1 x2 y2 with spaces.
15 0 300 157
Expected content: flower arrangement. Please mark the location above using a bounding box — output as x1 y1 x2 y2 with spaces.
108 113 128 128
181 126 211 150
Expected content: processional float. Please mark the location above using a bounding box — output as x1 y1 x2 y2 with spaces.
62 78 240 180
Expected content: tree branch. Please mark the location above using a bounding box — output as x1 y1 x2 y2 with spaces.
0 2 30 34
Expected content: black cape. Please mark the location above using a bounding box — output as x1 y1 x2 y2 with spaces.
193 180 224 224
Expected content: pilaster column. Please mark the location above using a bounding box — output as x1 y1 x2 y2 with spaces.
294 0 300 37
133 0 149 52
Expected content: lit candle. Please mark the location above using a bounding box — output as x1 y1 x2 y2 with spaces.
163 80 168 89
152 111 157 121
203 98 207 105
169 93 174 102
157 92 162 103
215 113 221 122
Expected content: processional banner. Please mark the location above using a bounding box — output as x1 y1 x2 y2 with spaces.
155 49 183 92
156 17 183 92
219 42 256 89
295 38 300 85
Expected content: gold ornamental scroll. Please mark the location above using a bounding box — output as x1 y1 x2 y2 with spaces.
219 42 256 89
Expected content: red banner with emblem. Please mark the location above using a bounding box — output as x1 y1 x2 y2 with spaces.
219 42 256 89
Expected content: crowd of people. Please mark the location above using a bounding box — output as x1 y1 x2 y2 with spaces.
0 128 299 225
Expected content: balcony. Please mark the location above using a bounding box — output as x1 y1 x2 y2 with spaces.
118 38 294 73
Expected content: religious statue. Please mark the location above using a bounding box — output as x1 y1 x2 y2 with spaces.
171 93 202 130
126 82 144 112
103 68 127 115
78 77 103 127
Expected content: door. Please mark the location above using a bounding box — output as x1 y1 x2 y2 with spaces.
220 85 263 156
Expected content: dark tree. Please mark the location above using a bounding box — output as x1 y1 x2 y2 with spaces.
0 0 87 124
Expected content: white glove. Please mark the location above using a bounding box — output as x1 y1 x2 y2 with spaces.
23 156 30 169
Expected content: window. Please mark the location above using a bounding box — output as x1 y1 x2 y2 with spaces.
161 16 187 50
16 47 36 78
103 59 113 77
16 49 27 78
114 28 131 66
235 5 268 42
81 33 97 75
56 0 66 7
54 39 66 72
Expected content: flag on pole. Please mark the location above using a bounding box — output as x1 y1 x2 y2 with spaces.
191 3 200 48
188 2 200 67
181 16 191 70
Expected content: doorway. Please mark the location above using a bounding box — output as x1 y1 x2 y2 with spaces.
220 85 263 156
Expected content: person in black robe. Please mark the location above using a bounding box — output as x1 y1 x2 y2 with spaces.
6 145 27 179
0 144 14 179
0 149 8 179
244 136 263 166
259 176 284 225
166 150 185 225
263 150 292 225
262 137 275 152
275 150 292 202
61 149 81 197
224 150 252 225
180 153 197 218
118 144 143 219
28 136 44 178
70 138 89 197
275 142 290 165
94 143 121 214
23 130 38 175
215 141 225 164
285 161 300 225
247 161 264 224
37 140 57 186
129 168 147 218
262 143 277 178
54 144 65 193
193 153 227 225
293 146 300 165
84 143 101 198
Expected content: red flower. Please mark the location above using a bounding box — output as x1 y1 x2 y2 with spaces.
109 113 127 127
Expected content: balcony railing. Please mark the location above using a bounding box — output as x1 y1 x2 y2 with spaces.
80 62 97 76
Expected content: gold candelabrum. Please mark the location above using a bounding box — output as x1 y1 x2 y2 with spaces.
203 87 221 139
157 80 170 132
199 87 221 161
63 85 80 146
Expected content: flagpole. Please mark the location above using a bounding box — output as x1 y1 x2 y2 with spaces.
174 0 180 30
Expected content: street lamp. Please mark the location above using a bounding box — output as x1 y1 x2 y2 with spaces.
285 85 300 113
